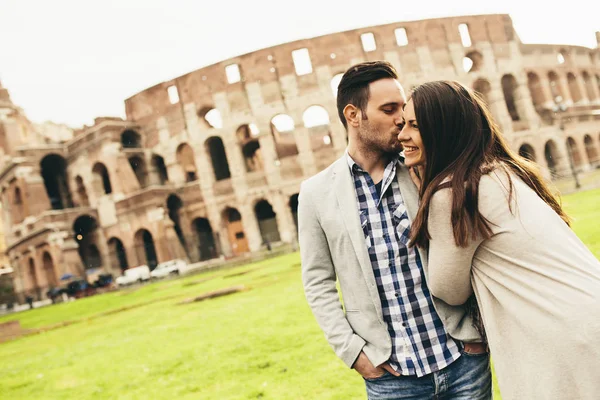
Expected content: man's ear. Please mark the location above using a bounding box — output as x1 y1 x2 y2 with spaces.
343 104 361 128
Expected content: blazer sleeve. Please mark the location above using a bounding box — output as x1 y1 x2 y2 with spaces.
427 188 483 306
298 183 366 368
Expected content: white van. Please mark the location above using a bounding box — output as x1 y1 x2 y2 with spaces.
116 265 151 286
150 259 188 279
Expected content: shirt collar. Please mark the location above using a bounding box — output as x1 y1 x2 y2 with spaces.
346 150 402 175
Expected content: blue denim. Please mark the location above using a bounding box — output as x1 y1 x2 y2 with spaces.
364 351 492 399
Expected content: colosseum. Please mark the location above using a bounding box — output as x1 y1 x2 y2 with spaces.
1 14 599 302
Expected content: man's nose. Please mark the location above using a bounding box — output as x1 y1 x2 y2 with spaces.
394 115 404 127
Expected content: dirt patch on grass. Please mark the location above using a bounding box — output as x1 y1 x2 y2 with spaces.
181 277 214 287
1 293 184 343
223 270 253 279
178 285 248 305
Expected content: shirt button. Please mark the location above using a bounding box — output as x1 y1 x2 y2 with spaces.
394 292 399 297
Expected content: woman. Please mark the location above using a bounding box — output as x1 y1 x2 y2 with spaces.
398 80 600 400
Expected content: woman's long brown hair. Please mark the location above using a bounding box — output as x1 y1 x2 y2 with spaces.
409 81 570 249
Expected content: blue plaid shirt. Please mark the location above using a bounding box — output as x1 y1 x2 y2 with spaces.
347 153 461 377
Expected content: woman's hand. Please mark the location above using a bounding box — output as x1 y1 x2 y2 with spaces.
409 166 424 191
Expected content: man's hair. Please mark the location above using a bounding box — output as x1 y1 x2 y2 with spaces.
336 61 399 130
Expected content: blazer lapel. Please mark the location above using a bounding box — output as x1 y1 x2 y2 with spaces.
396 164 429 270
332 158 382 312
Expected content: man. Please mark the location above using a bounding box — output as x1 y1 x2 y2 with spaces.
298 61 491 399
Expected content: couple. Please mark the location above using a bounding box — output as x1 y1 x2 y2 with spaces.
298 61 600 399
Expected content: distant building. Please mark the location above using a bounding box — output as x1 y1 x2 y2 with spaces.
1 14 599 303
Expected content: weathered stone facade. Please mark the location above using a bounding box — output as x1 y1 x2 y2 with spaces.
1 14 599 303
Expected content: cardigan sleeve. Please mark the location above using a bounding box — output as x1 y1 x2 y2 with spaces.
426 188 484 306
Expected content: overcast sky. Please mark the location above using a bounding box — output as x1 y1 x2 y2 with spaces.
1 0 598 127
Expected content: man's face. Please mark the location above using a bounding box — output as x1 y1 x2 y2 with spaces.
356 78 405 154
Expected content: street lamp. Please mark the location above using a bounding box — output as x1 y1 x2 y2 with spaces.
552 96 581 189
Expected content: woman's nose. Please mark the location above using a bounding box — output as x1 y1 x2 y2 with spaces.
397 125 407 141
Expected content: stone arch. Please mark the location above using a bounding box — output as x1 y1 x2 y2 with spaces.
73 215 103 271
12 186 24 224
463 51 483 73
330 73 343 97
501 74 520 121
303 105 332 151
128 155 149 189
151 154 169 184
198 106 223 129
167 194 189 258
192 217 217 261
176 143 198 182
87 247 102 270
41 154 74 210
289 194 299 231
527 72 547 112
544 140 560 175
557 49 569 64
584 135 598 166
205 136 231 181
222 207 249 256
121 129 142 148
254 199 281 245
518 143 536 162
74 176 89 207
566 137 583 168
270 114 298 159
582 71 596 102
108 237 129 272
42 252 57 288
28 258 40 299
473 78 491 106
92 162 112 195
237 124 263 172
567 72 583 103
548 71 564 101
14 187 22 205
134 229 158 270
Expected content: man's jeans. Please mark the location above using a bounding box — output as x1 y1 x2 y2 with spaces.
364 350 492 400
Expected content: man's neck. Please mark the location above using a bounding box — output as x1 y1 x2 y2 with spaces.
348 144 391 184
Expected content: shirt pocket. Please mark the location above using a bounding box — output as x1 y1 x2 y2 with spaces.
392 204 411 246
359 211 373 249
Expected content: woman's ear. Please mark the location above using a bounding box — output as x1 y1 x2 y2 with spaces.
343 104 360 128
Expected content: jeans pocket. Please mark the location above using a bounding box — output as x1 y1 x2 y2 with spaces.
364 370 391 382
461 349 489 357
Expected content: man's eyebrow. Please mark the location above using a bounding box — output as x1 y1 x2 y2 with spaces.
379 102 401 108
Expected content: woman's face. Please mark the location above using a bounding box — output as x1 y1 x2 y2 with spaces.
398 99 426 167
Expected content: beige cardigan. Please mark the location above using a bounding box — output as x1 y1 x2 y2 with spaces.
427 169 600 400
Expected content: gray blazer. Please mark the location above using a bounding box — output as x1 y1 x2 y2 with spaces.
298 155 482 369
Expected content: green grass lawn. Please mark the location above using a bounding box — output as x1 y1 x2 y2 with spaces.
1 188 599 400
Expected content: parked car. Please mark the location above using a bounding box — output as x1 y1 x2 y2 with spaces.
92 274 114 288
150 259 188 279
46 287 63 303
65 279 96 299
116 265 151 286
